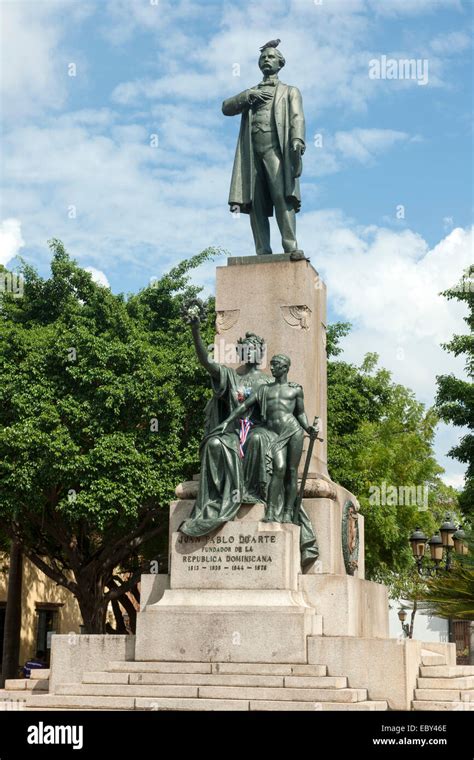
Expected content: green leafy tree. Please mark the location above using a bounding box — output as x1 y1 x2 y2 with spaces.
436 266 474 521
326 324 457 579
0 240 220 633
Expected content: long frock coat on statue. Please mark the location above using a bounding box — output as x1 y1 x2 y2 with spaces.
222 82 305 216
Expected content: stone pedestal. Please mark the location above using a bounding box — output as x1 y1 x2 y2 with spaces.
135 511 321 662
215 255 328 477
133 255 391 682
300 575 389 638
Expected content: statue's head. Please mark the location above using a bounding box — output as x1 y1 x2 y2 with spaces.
258 46 285 76
270 353 291 377
236 332 266 366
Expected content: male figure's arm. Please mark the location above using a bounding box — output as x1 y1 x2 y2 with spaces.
294 386 318 436
222 89 273 116
289 87 306 169
210 393 257 435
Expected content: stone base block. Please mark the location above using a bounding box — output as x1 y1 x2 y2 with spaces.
135 589 321 663
303 498 345 575
49 634 135 692
421 642 456 666
299 573 389 638
171 520 300 591
307 636 454 710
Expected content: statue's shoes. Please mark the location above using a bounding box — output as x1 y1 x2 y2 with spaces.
281 512 294 523
289 250 307 261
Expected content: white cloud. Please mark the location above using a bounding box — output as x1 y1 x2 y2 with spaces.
442 472 467 490
366 0 462 17
0 0 94 122
303 214 471 349
303 128 415 178
0 218 25 266
300 212 471 408
430 30 471 55
102 0 206 45
297 212 471 486
109 0 468 120
1 1 64 121
85 267 110 288
334 128 412 163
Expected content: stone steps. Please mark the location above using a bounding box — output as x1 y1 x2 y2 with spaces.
55 681 369 703
420 665 474 678
26 694 136 710
4 678 49 691
83 671 348 689
107 661 328 676
0 690 29 702
412 653 474 711
420 650 446 667
417 676 474 690
415 688 474 702
23 694 388 711
413 699 474 711
1 659 387 711
31 670 50 680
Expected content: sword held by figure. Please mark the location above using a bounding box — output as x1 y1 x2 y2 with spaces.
294 416 323 523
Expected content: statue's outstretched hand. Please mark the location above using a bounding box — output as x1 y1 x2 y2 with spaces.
181 298 207 326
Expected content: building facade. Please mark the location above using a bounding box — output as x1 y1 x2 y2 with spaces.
0 553 82 673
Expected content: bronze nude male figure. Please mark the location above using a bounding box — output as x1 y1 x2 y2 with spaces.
222 40 306 260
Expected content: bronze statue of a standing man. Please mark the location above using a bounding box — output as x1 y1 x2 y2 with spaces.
222 40 306 260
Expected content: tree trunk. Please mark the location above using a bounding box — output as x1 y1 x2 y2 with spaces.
110 599 128 634
1 541 23 685
77 590 107 634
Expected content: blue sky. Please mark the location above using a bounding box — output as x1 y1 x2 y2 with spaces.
1 0 473 487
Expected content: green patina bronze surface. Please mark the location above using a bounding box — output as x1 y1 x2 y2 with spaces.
180 315 319 568
222 40 306 259
179 306 272 534
342 500 360 576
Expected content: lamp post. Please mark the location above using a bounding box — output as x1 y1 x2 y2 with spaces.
453 527 469 556
440 515 457 571
398 608 410 638
428 533 443 569
409 527 428 575
409 516 468 576
406 517 468 644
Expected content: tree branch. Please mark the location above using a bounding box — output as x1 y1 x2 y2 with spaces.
22 547 79 595
101 524 166 573
103 568 143 602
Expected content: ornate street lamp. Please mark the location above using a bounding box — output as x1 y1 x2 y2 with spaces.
453 527 469 556
440 515 457 570
428 533 444 565
440 515 457 548
409 516 468 575
409 527 428 574
397 608 409 638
